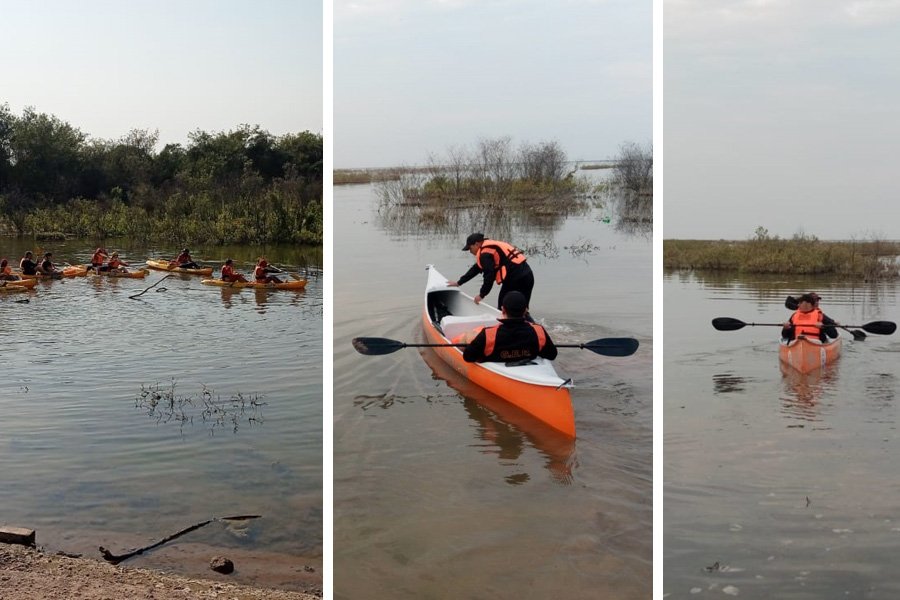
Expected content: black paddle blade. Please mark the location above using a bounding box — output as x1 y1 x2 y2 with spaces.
711 317 746 331
861 321 897 335
785 296 799 310
844 327 866 341
581 338 640 357
351 337 406 355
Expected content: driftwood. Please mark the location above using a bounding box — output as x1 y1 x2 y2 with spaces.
128 274 173 299
99 514 261 564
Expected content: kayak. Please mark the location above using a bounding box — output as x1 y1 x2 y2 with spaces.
87 268 149 279
0 277 37 289
200 278 307 290
779 336 842 374
145 259 214 276
16 265 87 279
422 264 575 437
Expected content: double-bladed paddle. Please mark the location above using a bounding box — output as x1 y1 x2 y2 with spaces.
784 295 866 340
712 317 897 335
352 336 640 357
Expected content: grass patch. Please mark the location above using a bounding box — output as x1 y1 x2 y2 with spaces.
665 231 900 280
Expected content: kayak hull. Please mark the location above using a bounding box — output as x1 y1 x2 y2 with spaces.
16 266 87 279
200 278 307 290
145 259 214 276
1 277 37 289
779 336 842 374
0 284 30 294
422 264 575 437
86 267 149 278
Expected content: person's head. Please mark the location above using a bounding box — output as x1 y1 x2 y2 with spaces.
182 248 190 254
1 259 7 268
798 293 818 311
24 251 32 258
225 258 233 265
44 252 52 258
258 258 268 267
462 233 485 256
96 247 104 253
111 252 119 258
500 291 528 319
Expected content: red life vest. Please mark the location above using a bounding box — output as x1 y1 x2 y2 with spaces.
1 264 10 276
792 308 823 338
254 265 268 280
476 239 526 284
483 322 547 356
108 258 123 269
222 264 236 279
91 251 105 264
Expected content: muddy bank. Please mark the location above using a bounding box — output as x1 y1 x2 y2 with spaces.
0 543 322 599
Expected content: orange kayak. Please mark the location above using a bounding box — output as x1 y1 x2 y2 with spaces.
0 283 31 294
423 264 575 437
779 336 842 374
15 266 86 279
87 267 149 279
145 259 213 276
200 278 307 290
1 277 37 289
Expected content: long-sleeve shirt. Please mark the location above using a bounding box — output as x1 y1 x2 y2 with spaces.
463 319 558 363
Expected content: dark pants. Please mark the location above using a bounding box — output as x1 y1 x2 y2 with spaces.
497 265 534 310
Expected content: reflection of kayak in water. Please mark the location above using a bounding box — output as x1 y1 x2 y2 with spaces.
200 278 307 290
145 259 214 276
419 345 576 483
779 336 841 374
422 264 575 438
0 283 31 294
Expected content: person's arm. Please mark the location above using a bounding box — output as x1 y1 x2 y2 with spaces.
822 313 839 338
462 329 487 363
478 254 496 299
781 315 794 339
451 264 481 287
539 327 558 361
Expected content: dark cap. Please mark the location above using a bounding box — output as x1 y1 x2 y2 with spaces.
799 293 818 304
501 291 528 318
225 258 233 264
44 252 52 257
462 233 484 251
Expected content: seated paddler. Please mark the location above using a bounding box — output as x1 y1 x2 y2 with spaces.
782 292 839 343
462 291 558 363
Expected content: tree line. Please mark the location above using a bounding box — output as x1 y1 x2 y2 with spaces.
0 104 322 244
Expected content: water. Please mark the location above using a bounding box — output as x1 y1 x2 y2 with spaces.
664 271 900 599
0 240 322 592
334 182 652 599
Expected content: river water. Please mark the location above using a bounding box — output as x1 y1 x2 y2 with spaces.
664 271 900 599
0 240 322 592
334 181 652 599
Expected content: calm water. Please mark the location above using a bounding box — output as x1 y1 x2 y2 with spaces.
334 182 652 599
664 271 900 599
0 240 322 592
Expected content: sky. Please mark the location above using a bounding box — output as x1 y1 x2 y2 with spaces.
0 0 323 147
665 0 900 240
334 0 652 168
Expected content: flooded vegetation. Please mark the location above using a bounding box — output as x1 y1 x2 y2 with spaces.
665 228 900 279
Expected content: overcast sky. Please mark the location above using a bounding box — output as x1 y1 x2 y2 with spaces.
334 0 651 168
665 0 900 240
0 0 322 147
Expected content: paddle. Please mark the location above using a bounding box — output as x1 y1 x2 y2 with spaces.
784 296 866 341
352 336 640 357
712 317 897 335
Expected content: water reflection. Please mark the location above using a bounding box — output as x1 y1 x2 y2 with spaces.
712 372 751 394
778 363 835 423
419 347 576 485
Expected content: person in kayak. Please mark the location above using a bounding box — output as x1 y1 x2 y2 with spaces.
0 258 21 280
782 293 839 343
107 252 130 273
19 251 38 276
254 258 283 283
448 233 535 310
221 259 249 283
171 248 201 270
87 247 109 273
462 291 558 363
37 252 62 278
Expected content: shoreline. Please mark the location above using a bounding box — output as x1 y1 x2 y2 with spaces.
0 542 322 599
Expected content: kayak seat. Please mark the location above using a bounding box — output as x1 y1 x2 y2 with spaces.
440 315 498 341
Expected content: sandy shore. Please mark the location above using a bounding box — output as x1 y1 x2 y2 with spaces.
0 543 322 600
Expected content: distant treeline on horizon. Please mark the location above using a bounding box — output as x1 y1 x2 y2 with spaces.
0 104 323 245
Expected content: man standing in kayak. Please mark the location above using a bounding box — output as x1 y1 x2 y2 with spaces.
782 293 839 343
463 291 558 363
448 233 534 309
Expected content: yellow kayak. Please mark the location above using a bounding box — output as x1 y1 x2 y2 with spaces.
85 266 150 279
0 283 30 294
201 278 307 290
145 259 214 276
0 277 37 289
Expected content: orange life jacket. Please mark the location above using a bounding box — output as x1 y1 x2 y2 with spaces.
476 239 526 284
222 264 236 279
483 322 547 356
91 251 105 264
108 258 123 269
792 308 824 338
1 265 10 276
254 265 268 280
